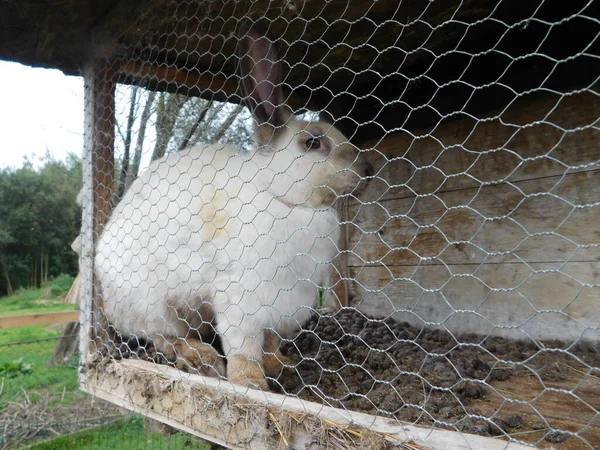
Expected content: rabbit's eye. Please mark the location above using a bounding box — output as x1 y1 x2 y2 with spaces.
305 137 321 150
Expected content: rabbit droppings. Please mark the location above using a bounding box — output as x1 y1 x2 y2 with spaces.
95 26 373 390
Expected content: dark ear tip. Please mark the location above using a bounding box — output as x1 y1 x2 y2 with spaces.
236 21 273 68
237 20 289 128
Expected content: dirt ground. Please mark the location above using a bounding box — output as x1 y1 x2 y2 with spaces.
113 308 599 449
275 309 600 449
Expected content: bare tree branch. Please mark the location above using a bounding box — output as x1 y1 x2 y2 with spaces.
152 93 188 161
116 87 138 201
178 100 214 152
125 91 156 190
211 103 245 143
0 253 13 296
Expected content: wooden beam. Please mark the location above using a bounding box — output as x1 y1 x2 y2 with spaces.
0 311 79 329
90 1 156 59
120 60 240 99
84 359 532 450
119 61 317 113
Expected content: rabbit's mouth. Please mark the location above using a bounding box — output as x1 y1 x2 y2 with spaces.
312 160 374 208
340 158 374 199
353 160 374 197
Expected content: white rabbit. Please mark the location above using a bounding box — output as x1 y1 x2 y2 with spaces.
94 25 373 389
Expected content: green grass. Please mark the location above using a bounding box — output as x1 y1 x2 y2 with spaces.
0 274 76 317
0 323 62 344
23 416 210 450
0 338 79 406
0 275 79 406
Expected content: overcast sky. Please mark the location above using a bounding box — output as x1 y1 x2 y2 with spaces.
0 61 84 169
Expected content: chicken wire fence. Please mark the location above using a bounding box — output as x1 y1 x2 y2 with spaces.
79 0 599 449
0 336 216 449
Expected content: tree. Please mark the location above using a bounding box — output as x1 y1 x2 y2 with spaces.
178 99 214 151
108 87 256 211
116 87 139 201
0 155 82 296
125 91 156 190
0 227 15 296
152 93 188 161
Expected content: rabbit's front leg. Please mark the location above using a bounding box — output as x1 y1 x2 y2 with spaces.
220 327 269 390
262 329 296 379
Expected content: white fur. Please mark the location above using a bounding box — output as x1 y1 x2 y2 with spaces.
95 27 371 371
95 123 367 361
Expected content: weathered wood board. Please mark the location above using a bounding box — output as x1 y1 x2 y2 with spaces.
350 90 600 342
82 359 532 450
0 311 79 329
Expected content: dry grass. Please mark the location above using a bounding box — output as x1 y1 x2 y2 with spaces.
0 389 124 449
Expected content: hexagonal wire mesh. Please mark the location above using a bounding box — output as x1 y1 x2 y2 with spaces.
78 0 600 449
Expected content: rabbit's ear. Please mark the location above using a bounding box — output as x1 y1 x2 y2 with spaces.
238 25 291 129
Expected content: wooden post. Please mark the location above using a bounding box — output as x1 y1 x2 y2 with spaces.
329 200 351 309
79 58 117 375
87 61 116 238
321 98 356 309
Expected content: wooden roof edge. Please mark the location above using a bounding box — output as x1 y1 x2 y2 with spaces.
90 0 157 61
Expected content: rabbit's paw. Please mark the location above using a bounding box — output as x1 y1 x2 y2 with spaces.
263 350 296 379
227 354 269 390
175 338 226 378
154 336 226 378
263 330 296 379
